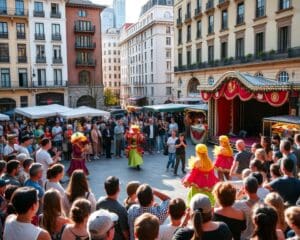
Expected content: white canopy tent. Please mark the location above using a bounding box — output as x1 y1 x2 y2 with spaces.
15 104 72 119
0 113 9 121
59 106 110 119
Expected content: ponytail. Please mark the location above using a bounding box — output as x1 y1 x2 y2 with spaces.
192 210 204 240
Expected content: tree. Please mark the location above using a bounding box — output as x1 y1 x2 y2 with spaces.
104 88 119 106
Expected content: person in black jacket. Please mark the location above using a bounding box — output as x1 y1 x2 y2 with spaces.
143 118 158 154
102 123 113 159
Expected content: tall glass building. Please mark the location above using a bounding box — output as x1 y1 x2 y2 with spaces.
113 0 125 28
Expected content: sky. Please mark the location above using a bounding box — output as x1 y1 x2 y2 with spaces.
92 0 148 23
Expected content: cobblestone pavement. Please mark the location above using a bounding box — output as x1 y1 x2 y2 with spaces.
63 141 215 203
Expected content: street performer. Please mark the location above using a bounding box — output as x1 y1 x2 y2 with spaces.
214 135 234 181
182 144 218 205
67 132 89 176
125 125 144 170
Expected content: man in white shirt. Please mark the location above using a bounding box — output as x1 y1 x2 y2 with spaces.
3 134 19 160
17 135 32 158
51 121 63 150
36 138 59 184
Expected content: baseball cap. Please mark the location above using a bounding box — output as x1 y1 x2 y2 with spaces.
0 179 8 187
190 193 212 214
87 209 118 239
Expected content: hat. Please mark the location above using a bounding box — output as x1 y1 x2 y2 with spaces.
190 193 212 214
87 209 118 239
0 179 8 187
21 135 32 143
29 163 43 176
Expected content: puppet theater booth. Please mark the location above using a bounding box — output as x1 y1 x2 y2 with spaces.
200 71 299 147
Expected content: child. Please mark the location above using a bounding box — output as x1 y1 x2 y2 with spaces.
285 206 300 240
124 181 140 210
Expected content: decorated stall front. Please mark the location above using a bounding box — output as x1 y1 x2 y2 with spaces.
143 103 190 113
184 104 208 144
200 71 299 147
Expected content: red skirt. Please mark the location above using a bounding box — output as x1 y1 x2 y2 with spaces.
67 158 89 176
214 154 234 171
183 168 218 189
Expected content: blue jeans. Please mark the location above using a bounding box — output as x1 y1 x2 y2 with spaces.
167 153 176 169
156 135 164 151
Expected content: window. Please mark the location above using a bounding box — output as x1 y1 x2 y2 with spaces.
34 1 43 11
151 87 154 96
166 61 171 70
196 46 201 63
178 28 182 44
278 71 289 82
187 25 191 42
166 26 171 34
36 45 45 62
0 0 7 13
166 50 171 58
52 24 60 35
196 0 202 8
75 20 92 31
15 0 24 15
53 45 61 59
196 20 201 38
178 51 182 66
20 96 28 107
255 32 264 55
18 69 28 87
221 10 228 30
37 69 46 86
208 15 214 34
186 2 191 18
16 23 25 39
166 87 172 95
166 37 171 45
0 43 9 62
35 23 44 39
208 45 214 62
0 22 7 38
279 0 291 10
186 49 191 66
1 69 10 87
221 42 228 60
78 9 86 17
178 7 182 20
256 0 265 18
51 3 59 16
53 69 62 85
237 2 244 25
236 38 244 58
278 26 290 53
17 44 26 62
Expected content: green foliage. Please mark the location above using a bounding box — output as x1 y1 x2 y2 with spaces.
104 88 119 106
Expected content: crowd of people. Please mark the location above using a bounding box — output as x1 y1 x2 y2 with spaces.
0 115 300 240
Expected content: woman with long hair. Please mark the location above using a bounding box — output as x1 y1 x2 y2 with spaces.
40 189 71 240
62 170 96 216
251 205 284 240
260 136 273 162
44 163 65 197
61 199 91 240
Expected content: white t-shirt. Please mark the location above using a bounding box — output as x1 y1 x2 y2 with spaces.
17 145 30 158
36 148 53 183
257 187 270 200
3 144 19 156
167 137 177 153
52 126 63 141
3 214 42 240
159 224 179 240
44 180 65 197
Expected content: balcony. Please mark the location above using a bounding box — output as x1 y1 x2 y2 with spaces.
18 56 27 63
176 18 182 27
76 59 96 67
236 15 244 25
255 6 265 18
184 13 192 23
35 33 45 40
0 8 28 18
194 7 202 18
32 80 67 88
50 11 61 18
33 10 45 17
52 34 61 41
75 43 96 49
53 57 62 64
218 0 230 8
0 32 8 39
36 56 46 63
206 0 214 12
74 25 95 34
0 81 11 88
0 56 9 63
17 32 26 39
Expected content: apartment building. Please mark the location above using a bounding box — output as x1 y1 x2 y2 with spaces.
174 0 300 137
119 0 174 106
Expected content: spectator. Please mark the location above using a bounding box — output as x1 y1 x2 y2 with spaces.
102 123 113 159
44 163 65 197
4 184 18 216
63 170 96 216
250 143 262 160
230 139 252 179
272 134 282 160
173 193 232 240
144 118 158 154
61 198 91 240
265 157 300 206
166 131 177 171
249 172 270 200
234 177 262 240
295 134 300 150
124 181 140 210
36 138 59 185
174 133 187 176
0 160 6 177
260 136 273 162
264 192 287 233
212 182 246 240
24 163 44 199
270 163 282 180
251 204 284 240
39 189 71 239
2 160 21 186
285 206 300 240
91 123 102 160
3 187 51 240
18 135 32 158
279 140 298 177
87 209 118 240
168 118 178 136
0 179 7 218
157 119 166 153
96 176 129 240
134 213 159 240
114 120 124 158
158 198 186 240
3 134 18 160
128 184 170 240
52 121 63 151
18 158 33 185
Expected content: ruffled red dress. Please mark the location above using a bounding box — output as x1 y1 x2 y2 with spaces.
214 154 234 171
67 144 89 176
183 168 218 190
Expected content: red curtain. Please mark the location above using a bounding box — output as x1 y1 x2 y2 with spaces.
217 97 232 135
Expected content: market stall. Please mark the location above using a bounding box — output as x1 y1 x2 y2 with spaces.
184 104 208 144
60 106 110 119
0 113 9 121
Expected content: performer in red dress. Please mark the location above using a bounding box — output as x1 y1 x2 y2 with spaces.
214 135 234 181
67 132 89 176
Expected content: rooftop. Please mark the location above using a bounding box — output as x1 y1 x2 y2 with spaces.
140 0 174 16
67 0 105 9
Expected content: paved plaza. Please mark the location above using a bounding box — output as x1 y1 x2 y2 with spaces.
63 141 215 202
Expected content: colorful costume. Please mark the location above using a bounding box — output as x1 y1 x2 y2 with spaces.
125 125 144 169
214 135 234 172
182 144 218 205
67 132 89 176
